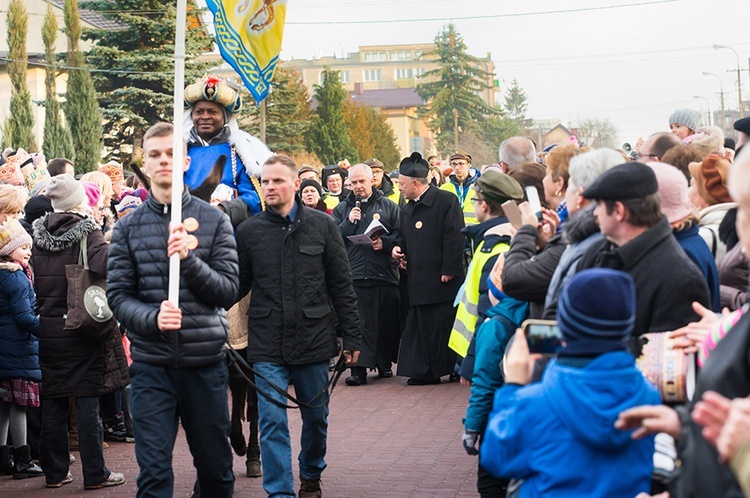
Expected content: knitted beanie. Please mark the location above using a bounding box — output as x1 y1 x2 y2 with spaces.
557 268 636 356
45 174 86 212
0 218 32 257
82 181 102 208
648 162 692 223
299 178 323 198
669 108 702 132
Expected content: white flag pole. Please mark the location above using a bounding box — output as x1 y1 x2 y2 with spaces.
169 0 188 305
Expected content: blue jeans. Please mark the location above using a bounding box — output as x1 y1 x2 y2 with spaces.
40 396 109 487
255 361 329 498
129 361 234 498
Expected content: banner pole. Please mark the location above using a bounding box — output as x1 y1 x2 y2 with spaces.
169 0 188 306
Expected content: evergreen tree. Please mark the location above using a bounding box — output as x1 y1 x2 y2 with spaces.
416 24 498 153
239 66 312 154
81 0 214 164
63 0 102 172
6 0 37 152
504 79 534 134
42 4 74 160
306 67 356 165
370 111 401 170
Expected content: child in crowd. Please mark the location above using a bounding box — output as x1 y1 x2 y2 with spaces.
669 108 702 141
0 218 44 479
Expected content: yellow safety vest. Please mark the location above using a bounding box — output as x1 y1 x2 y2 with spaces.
323 194 340 210
440 181 477 225
448 238 509 357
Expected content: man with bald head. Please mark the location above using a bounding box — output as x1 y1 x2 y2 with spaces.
332 164 401 385
498 136 537 173
636 132 681 162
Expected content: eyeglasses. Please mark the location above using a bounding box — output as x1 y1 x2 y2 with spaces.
633 152 657 161
471 197 484 204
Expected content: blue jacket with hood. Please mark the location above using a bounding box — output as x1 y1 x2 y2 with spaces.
480 351 660 498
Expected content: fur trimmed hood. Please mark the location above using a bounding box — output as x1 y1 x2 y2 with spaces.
183 110 272 178
0 261 22 272
32 213 100 253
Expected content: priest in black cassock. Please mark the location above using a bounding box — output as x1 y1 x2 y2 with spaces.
391 153 466 385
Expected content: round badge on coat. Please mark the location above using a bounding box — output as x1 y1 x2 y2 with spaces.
184 217 199 232
415 221 423 229
186 235 199 250
373 213 381 220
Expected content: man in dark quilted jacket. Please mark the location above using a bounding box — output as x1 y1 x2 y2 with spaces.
107 122 239 498
236 154 361 498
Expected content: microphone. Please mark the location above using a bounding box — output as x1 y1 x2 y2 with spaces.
354 195 362 225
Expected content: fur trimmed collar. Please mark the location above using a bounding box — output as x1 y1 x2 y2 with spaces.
32 213 100 253
0 261 22 272
183 110 272 178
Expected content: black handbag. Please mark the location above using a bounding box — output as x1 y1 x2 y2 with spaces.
64 234 115 337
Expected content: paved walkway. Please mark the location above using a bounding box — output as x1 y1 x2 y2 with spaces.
0 371 478 497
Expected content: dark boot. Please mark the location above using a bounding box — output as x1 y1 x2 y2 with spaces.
228 360 248 457
104 413 134 443
0 445 13 475
12 445 44 479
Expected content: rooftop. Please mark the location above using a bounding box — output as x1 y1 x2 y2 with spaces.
49 0 123 31
349 87 426 109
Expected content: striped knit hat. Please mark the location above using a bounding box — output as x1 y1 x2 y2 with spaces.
0 218 32 257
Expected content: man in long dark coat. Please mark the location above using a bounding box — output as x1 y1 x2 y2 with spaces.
391 153 465 385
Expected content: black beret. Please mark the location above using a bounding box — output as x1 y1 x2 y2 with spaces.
582 162 658 200
321 165 347 185
734 116 750 135
399 152 429 178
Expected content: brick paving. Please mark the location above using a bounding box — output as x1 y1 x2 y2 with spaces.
0 371 478 497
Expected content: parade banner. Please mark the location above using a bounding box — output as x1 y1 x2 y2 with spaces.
206 0 288 103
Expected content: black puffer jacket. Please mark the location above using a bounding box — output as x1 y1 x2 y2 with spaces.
331 189 400 285
31 213 128 398
237 198 361 365
107 191 239 368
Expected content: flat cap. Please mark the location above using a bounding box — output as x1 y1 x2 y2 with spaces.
450 150 472 163
473 170 524 203
364 158 384 170
582 162 658 200
399 152 430 178
734 116 750 135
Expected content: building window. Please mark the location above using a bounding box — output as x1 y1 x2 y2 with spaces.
363 69 382 82
414 50 423 59
319 70 350 84
395 68 425 80
390 50 413 61
363 51 387 62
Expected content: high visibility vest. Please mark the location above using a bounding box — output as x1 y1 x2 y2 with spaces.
448 238 509 356
440 181 477 225
323 193 340 210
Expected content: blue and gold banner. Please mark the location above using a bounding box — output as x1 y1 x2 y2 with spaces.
205 0 288 103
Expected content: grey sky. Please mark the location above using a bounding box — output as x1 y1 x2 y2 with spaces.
208 0 750 145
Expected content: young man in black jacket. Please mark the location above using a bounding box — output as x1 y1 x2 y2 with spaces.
236 154 361 498
107 122 239 497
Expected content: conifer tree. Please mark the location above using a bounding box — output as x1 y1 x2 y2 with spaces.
5 0 37 152
42 4 74 160
81 0 213 164
416 24 498 153
504 79 534 134
240 66 312 154
63 0 102 172
306 67 356 165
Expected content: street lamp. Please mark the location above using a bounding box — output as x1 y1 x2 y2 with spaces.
703 71 725 127
714 44 743 112
693 95 712 126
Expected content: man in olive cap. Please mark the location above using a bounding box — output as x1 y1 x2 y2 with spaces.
440 150 480 225
364 158 402 206
577 162 710 336
391 152 465 385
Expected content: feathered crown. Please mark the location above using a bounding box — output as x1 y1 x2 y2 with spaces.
185 74 242 114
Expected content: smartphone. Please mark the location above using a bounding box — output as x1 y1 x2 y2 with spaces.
501 200 522 228
524 186 542 220
523 319 564 354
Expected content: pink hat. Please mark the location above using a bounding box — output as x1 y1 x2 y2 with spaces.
647 162 692 223
81 181 102 208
